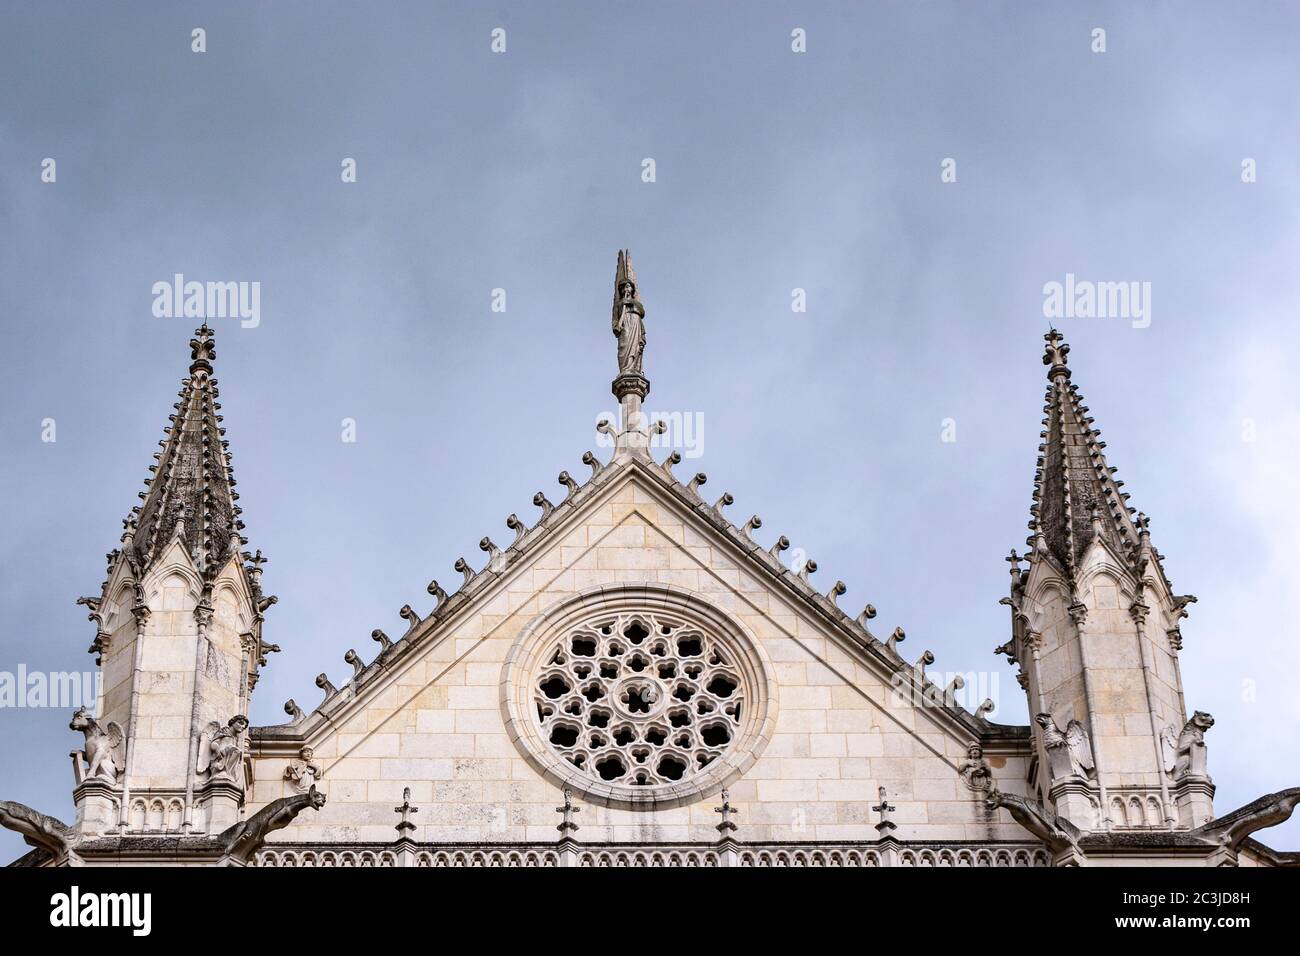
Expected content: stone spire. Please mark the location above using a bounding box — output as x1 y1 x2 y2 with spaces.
1008 330 1203 831
1028 330 1144 585
125 323 245 582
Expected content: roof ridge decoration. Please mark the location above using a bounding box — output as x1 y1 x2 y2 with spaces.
1029 330 1148 587
260 251 995 746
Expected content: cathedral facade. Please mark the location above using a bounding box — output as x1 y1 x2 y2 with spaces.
4 252 1296 868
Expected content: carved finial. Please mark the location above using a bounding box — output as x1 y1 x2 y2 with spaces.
558 471 579 501
399 604 421 631
479 536 502 569
915 649 935 682
741 515 762 538
976 698 996 718
532 492 555 522
796 558 817 581
827 580 846 606
1043 329 1070 379
857 605 877 626
886 626 906 655
344 648 363 678
661 450 682 480
687 472 707 496
714 788 738 836
871 786 897 834
769 535 790 559
189 323 216 373
426 579 447 608
581 451 601 479
454 557 474 586
315 673 338 699
371 628 392 652
283 699 304 724
555 788 580 837
944 674 966 702
506 513 525 545
394 787 419 836
1005 548 1022 577
596 418 617 438
712 491 734 512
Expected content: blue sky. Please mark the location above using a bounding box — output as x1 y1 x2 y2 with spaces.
2 1 1298 858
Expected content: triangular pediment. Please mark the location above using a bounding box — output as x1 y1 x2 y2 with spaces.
249 450 1018 842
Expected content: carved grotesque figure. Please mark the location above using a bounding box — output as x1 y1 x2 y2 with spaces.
69 708 125 784
1035 712 1095 780
1171 711 1214 780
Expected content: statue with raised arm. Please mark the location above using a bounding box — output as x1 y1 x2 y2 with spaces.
612 249 645 377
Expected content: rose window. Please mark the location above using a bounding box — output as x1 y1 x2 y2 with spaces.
502 586 776 809
534 611 745 788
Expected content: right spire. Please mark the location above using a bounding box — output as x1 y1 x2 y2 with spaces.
1029 329 1144 584
1004 330 1210 836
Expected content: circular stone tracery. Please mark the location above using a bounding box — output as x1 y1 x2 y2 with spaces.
502 587 776 810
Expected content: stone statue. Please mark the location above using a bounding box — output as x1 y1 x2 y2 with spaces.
1035 713 1094 779
0 800 78 857
611 249 645 377
69 707 125 784
283 746 323 793
217 785 326 865
958 743 993 792
1171 711 1214 779
197 715 250 789
985 789 1080 855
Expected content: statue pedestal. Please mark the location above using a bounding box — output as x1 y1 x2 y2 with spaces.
611 372 649 402
72 778 120 837
199 779 244 834
1048 778 1098 831
1173 776 1215 828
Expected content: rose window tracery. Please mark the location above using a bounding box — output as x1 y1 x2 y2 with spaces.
534 611 745 788
502 586 776 809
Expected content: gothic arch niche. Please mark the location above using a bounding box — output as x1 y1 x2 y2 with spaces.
501 585 777 810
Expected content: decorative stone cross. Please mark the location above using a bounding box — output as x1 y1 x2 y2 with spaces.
872 786 897 834
394 787 418 836
714 789 738 836
555 788 580 836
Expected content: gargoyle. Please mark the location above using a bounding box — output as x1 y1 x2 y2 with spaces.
0 800 78 858
1191 787 1300 852
217 785 326 865
986 789 1080 855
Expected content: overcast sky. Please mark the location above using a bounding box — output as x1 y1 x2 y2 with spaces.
2 1 1298 859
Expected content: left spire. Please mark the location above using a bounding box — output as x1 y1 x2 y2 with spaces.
125 323 244 581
